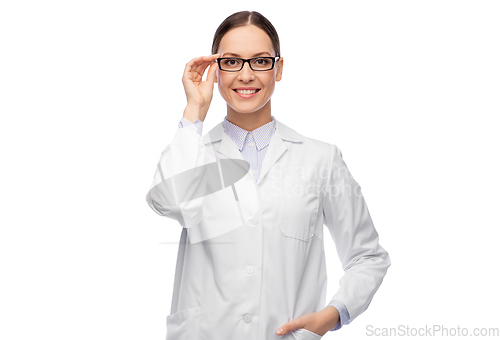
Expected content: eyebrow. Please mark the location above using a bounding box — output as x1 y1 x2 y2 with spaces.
222 51 272 57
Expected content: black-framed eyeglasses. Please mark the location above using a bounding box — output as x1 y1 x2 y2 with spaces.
216 55 280 72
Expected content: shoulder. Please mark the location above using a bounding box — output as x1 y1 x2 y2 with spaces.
276 119 340 156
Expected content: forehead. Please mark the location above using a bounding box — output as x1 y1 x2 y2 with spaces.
218 25 274 57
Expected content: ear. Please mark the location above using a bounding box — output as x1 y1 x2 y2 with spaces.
215 69 218 84
275 58 283 82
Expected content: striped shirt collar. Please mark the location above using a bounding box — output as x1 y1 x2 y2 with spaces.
222 116 276 152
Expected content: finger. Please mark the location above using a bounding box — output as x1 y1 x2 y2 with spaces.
276 323 289 335
203 53 221 61
196 54 220 71
183 56 204 81
275 319 304 336
195 54 219 76
184 55 220 83
185 54 218 71
276 326 286 336
193 54 221 81
194 60 211 78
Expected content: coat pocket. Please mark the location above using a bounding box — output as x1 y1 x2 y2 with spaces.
293 328 323 339
166 306 202 340
276 178 320 242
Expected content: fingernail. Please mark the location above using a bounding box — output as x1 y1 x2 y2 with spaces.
276 328 284 335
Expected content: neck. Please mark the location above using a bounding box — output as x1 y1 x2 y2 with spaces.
226 100 273 131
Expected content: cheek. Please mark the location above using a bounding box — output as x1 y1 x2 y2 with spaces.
218 76 233 92
262 72 275 84
260 75 276 92
217 77 230 98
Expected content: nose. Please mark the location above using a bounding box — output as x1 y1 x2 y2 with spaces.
238 61 254 82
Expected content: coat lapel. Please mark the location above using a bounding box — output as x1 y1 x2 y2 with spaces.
203 118 304 185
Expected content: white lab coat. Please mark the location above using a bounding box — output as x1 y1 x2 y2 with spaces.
146 118 391 340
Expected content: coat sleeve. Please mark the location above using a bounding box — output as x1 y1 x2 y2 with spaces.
145 119 210 228
322 144 391 323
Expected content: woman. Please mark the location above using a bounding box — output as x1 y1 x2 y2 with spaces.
146 10 391 340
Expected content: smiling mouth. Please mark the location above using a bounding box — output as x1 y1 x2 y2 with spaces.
233 89 261 94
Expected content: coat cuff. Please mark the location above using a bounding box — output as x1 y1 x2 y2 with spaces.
327 300 350 331
178 117 203 136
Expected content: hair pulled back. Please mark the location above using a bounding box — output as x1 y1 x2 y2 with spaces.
211 11 281 57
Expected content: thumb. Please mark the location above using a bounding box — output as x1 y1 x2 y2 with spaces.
276 320 297 336
206 61 218 85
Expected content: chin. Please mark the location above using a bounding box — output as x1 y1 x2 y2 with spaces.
232 104 265 114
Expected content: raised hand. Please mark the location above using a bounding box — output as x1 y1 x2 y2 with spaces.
182 53 221 122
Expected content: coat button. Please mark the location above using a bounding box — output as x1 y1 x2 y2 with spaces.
246 265 255 274
243 313 253 323
250 218 259 225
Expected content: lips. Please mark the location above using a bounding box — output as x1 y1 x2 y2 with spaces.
233 88 261 99
233 88 261 94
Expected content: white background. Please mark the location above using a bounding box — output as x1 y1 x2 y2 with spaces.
1 1 499 339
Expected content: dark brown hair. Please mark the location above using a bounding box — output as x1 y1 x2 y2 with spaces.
211 11 281 57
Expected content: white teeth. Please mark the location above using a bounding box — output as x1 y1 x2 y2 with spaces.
236 89 258 94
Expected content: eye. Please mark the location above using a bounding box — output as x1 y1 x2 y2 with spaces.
254 58 270 65
223 58 240 66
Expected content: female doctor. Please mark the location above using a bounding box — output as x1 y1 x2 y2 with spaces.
146 10 391 340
